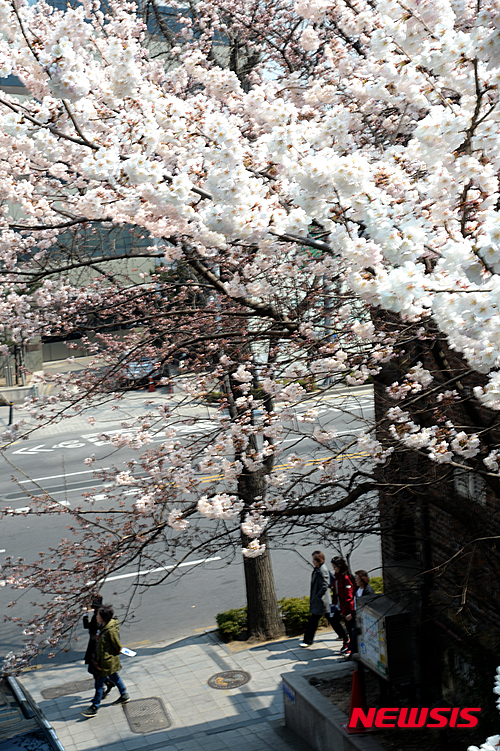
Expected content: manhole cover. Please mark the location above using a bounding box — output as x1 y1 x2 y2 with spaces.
123 697 172 734
41 679 94 700
207 670 251 690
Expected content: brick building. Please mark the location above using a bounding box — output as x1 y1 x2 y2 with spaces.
373 320 500 726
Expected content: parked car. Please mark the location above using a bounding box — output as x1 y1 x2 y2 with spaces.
0 677 64 751
119 358 164 389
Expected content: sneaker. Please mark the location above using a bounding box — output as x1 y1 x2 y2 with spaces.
340 642 351 654
113 693 130 705
81 705 98 718
299 642 311 648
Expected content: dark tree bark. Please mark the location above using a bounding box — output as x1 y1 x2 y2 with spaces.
242 529 284 640
236 428 285 641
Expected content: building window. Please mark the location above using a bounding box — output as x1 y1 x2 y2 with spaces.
453 468 486 506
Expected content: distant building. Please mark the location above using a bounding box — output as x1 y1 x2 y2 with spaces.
374 314 500 729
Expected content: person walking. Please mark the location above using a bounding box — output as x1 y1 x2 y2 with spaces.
83 593 102 672
83 594 115 699
349 570 376 656
354 570 375 599
330 556 355 655
81 605 130 718
300 550 348 647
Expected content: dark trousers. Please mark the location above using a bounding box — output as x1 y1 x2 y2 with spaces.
303 611 348 645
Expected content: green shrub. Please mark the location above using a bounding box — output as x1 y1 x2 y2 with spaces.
278 596 327 634
276 378 318 392
216 607 248 641
205 387 266 403
370 576 383 593
204 390 224 403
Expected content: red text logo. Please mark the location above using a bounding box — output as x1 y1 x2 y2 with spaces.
348 707 481 729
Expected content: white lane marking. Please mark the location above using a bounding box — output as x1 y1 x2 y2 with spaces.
29 469 110 482
6 500 71 513
0 549 5 553
92 556 223 584
5 487 108 503
82 423 214 446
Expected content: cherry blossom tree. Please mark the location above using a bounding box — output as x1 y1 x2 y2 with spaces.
1 0 500 736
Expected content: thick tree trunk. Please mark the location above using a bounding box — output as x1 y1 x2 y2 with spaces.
242 529 285 641
237 459 284 641
225 363 284 641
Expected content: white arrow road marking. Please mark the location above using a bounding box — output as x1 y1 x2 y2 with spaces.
82 429 136 446
12 445 54 455
88 556 223 584
7 506 31 514
52 440 86 449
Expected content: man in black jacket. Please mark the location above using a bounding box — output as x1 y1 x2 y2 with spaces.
300 551 338 647
82 594 114 698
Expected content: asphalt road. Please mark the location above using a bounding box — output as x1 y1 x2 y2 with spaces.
0 387 380 668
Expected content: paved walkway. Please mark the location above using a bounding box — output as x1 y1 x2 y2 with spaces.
19 629 346 751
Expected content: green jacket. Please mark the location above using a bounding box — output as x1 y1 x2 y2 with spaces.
96 618 122 676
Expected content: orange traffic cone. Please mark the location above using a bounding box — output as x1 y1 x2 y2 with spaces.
341 670 371 735
148 375 156 393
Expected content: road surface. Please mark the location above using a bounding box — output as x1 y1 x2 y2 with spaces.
0 386 380 667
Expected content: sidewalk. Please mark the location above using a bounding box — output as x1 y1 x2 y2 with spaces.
0 379 372 440
0 387 188 437
19 629 346 751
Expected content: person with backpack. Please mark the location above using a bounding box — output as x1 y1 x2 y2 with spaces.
81 605 130 718
330 555 356 655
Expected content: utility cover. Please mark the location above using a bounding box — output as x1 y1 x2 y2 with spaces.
41 680 94 700
207 671 251 690
123 698 172 734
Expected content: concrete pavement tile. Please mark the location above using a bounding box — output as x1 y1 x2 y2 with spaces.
133 683 164 695
166 697 195 709
240 697 267 711
167 665 195 676
185 683 212 694
198 740 229 751
231 692 253 703
122 739 149 750
184 652 214 667
174 677 204 687
197 710 227 722
174 741 204 751
211 697 233 707
212 728 244 741
174 706 204 720
189 692 214 707
160 727 192 739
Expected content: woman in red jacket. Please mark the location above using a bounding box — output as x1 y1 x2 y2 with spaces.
330 556 355 654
